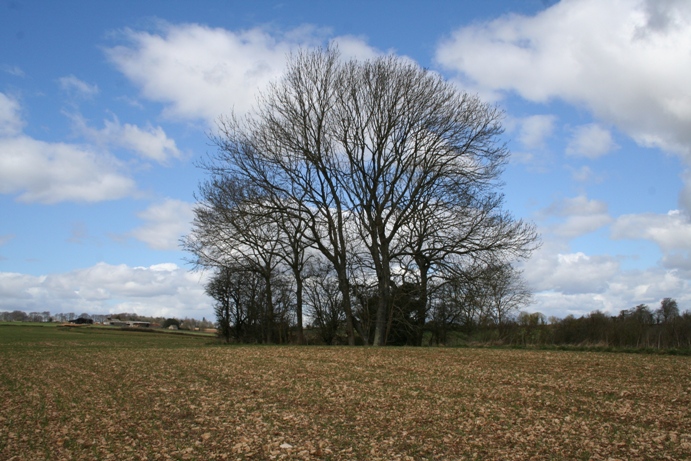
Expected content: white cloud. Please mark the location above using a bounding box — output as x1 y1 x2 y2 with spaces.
566 123 617 158
1 64 25 77
568 165 603 183
529 291 618 319
678 171 691 214
106 23 381 122
611 209 691 251
661 252 691 276
436 0 691 158
541 195 613 238
517 114 556 149
521 196 618 311
556 214 613 239
112 121 181 163
609 209 691 276
0 263 211 319
106 24 298 122
545 194 608 216
0 92 24 136
0 94 138 203
524 247 620 295
58 75 99 98
523 242 691 318
0 135 137 204
130 199 195 250
329 34 381 61
605 267 689 309
71 113 181 164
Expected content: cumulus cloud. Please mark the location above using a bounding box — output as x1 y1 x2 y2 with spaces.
529 266 691 317
109 121 181 163
0 135 137 204
619 268 689 303
678 171 691 214
106 23 380 122
436 0 691 158
545 194 608 216
524 247 620 296
568 165 603 183
661 252 691 276
541 195 613 238
566 124 618 159
611 209 691 251
70 113 181 164
522 241 691 318
505 114 557 168
130 199 195 250
328 34 381 61
0 92 24 136
516 114 556 149
106 24 300 122
0 263 211 318
58 75 99 99
604 209 691 279
0 92 137 203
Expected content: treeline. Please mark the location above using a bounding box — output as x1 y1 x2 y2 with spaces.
0 310 215 330
205 261 531 345
207 291 691 349
498 299 691 350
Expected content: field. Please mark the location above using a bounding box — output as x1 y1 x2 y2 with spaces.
1 324 690 461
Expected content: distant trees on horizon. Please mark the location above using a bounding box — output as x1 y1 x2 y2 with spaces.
530 298 691 350
0 310 215 330
469 297 691 350
1 297 690 349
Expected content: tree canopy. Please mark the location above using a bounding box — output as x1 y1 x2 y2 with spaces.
184 47 539 345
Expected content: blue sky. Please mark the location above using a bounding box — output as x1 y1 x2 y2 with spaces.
2 0 691 320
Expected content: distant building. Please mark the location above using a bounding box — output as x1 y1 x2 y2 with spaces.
70 318 93 325
130 321 151 328
105 319 151 328
106 318 128 327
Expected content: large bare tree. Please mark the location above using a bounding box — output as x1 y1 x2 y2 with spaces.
209 49 359 344
192 47 538 345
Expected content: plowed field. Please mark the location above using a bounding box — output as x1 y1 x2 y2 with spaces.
1 325 689 460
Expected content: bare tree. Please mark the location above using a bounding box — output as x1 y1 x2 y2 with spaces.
398 192 537 345
474 264 533 338
274 209 311 344
430 270 484 344
303 260 345 344
209 49 358 344
329 55 537 345
194 47 538 346
184 177 284 343
206 266 236 343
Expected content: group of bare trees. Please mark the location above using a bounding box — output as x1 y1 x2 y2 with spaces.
544 298 691 349
183 48 538 346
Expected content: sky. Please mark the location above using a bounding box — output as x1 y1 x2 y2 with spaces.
2 0 691 321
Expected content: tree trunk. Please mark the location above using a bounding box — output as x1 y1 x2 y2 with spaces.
374 278 391 346
264 272 274 344
415 264 430 347
294 269 306 345
336 268 356 346
372 236 392 347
